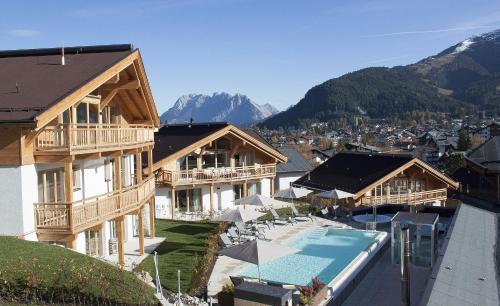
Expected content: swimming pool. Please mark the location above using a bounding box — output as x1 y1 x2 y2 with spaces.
238 227 385 286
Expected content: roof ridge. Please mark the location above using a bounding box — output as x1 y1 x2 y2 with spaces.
0 44 133 58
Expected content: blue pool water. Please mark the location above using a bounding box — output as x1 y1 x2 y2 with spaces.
238 228 381 286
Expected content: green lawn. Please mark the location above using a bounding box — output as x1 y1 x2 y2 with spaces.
0 236 158 305
138 220 221 294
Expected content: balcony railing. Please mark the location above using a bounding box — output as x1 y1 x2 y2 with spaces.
156 164 276 186
363 188 447 206
35 123 155 153
34 176 155 233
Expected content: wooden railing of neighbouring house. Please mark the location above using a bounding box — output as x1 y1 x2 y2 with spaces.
362 188 448 206
35 123 155 153
156 164 276 186
34 175 155 233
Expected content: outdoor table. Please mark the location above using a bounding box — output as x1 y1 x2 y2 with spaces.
234 282 292 306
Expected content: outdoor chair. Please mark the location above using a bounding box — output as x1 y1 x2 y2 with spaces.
228 227 251 243
270 209 291 225
219 233 234 248
236 221 266 240
291 206 313 222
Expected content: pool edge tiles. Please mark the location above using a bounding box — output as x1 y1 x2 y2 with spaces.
236 227 387 288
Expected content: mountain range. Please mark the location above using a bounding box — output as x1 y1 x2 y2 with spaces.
260 29 500 129
160 93 278 126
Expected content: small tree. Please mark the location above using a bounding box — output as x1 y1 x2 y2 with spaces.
457 129 471 151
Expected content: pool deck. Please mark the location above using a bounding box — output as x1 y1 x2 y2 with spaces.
341 246 431 306
207 217 349 297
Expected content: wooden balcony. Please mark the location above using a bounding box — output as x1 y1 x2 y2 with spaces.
156 164 276 187
34 176 155 234
35 123 155 154
362 188 448 206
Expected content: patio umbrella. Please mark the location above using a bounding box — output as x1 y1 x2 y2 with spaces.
316 188 355 218
233 194 289 209
213 206 266 223
219 239 300 282
274 186 312 205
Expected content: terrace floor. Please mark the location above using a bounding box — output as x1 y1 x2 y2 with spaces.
207 217 349 297
103 236 166 270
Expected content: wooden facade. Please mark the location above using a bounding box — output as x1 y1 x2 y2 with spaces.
0 47 160 267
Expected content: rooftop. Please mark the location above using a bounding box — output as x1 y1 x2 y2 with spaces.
276 146 313 173
294 151 414 193
0 44 134 123
467 136 500 172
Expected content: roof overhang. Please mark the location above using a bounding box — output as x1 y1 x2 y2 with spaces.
34 50 160 130
153 124 287 171
353 158 459 200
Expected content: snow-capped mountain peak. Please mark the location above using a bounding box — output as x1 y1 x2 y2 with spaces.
160 92 279 126
453 38 474 53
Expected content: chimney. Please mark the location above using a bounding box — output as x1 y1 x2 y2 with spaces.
400 225 410 306
61 44 65 66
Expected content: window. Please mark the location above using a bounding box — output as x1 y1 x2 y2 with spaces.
104 160 111 182
73 167 82 191
187 155 198 170
235 151 253 167
202 154 216 168
76 103 88 124
37 169 65 202
248 182 261 196
217 152 229 168
175 189 202 212
233 184 243 200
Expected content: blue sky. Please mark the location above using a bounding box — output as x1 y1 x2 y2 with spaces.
2 0 500 113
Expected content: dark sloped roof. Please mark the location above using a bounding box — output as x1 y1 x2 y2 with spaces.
0 44 133 123
153 123 229 163
467 136 500 172
294 151 413 193
276 146 313 173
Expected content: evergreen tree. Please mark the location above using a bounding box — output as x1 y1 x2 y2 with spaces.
457 129 471 151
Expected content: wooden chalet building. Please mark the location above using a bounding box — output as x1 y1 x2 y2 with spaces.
0 44 160 266
294 152 459 208
153 123 287 219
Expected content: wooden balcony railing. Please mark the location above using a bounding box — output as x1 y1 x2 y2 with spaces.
156 164 276 186
363 188 448 206
35 123 155 153
34 176 155 233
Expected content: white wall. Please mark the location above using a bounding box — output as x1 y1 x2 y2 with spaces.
155 187 172 219
276 172 304 191
0 166 24 236
260 178 271 197
21 165 38 240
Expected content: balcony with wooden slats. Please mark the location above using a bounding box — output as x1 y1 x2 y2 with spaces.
156 163 276 187
35 123 155 154
362 188 448 206
34 175 155 234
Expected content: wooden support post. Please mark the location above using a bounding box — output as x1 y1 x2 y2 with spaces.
147 149 153 177
114 157 122 191
138 207 144 255
408 188 412 207
243 181 248 197
210 184 214 216
149 196 155 238
186 190 190 213
135 152 143 183
64 162 73 203
116 216 125 268
386 185 391 204
270 176 275 196
66 234 77 250
171 187 176 219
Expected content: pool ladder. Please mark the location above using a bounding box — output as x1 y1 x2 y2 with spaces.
308 228 328 239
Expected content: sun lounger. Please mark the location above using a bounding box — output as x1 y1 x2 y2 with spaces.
271 209 294 225
236 221 265 239
228 227 251 243
219 233 234 248
291 206 313 221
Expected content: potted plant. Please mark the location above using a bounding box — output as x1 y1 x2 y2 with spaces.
217 283 234 306
299 278 327 305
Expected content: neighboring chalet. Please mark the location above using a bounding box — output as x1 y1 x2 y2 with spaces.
453 136 500 204
294 152 458 208
153 123 287 219
0 45 160 266
275 146 313 191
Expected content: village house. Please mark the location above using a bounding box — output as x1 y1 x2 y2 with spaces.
0 45 160 266
294 151 458 208
152 123 287 219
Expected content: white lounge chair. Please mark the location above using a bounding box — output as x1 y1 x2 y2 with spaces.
291 206 313 222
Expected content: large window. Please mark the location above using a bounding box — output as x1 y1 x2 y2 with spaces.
38 169 65 202
176 189 202 212
233 184 243 200
235 151 253 167
248 182 261 196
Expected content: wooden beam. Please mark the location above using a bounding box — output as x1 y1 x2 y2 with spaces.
270 176 275 196
138 207 144 255
210 184 214 216
149 197 155 238
100 80 140 91
135 152 143 183
114 156 122 191
116 216 125 268
171 187 176 220
64 162 73 203
100 90 119 109
147 149 153 176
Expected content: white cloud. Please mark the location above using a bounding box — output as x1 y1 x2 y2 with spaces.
6 29 41 37
365 25 499 38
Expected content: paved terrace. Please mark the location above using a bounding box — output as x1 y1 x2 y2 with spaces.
207 217 349 297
